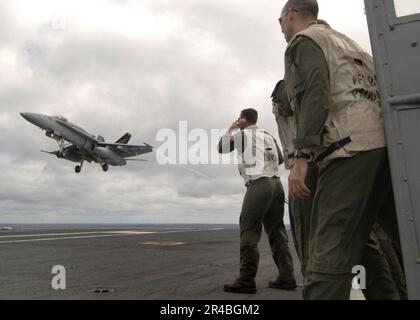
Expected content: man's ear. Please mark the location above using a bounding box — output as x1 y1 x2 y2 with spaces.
288 14 293 22
289 10 297 22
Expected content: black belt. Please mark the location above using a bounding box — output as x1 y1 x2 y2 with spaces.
314 137 352 164
245 176 279 188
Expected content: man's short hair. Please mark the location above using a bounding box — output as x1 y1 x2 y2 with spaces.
241 108 258 125
284 0 319 19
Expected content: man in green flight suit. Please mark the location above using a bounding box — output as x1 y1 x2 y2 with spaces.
278 0 403 299
271 79 406 300
271 79 315 281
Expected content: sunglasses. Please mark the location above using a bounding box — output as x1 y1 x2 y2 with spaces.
278 9 299 25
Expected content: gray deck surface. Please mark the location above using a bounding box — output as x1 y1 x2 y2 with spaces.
0 227 304 300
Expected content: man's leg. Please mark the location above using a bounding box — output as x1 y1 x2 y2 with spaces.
289 163 318 279
304 148 398 300
373 224 408 300
263 178 296 288
305 231 400 300
224 179 275 294
362 231 399 300
365 151 405 298
239 178 276 281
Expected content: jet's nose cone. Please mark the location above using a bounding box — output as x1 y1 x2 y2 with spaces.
20 112 48 129
20 112 37 123
20 112 37 124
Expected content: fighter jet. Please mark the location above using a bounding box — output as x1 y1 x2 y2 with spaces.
20 112 153 173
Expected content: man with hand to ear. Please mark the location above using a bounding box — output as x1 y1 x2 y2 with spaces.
218 108 296 294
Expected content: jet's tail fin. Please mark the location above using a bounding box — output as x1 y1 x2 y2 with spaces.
115 132 132 144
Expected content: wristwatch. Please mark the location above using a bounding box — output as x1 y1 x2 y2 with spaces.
289 150 314 162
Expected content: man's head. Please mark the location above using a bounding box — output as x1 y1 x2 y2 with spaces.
239 108 258 129
279 0 319 42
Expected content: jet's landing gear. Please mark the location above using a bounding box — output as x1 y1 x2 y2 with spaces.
102 163 109 172
55 138 66 152
75 160 84 174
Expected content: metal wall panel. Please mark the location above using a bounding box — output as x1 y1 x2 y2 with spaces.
365 0 420 299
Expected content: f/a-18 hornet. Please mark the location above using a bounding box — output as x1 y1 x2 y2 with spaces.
20 112 153 173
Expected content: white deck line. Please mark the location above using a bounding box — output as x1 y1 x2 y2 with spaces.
0 228 224 245
0 231 156 239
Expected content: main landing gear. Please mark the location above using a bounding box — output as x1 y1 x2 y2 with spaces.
74 162 109 173
75 160 84 174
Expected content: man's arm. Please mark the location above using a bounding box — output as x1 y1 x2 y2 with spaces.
218 132 236 154
217 126 243 154
292 37 330 150
288 37 330 199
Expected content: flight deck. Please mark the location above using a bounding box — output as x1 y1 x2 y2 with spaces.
0 226 305 300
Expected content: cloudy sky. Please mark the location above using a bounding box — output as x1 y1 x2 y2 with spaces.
0 0 416 224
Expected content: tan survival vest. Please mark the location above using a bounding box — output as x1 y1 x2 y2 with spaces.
286 24 386 164
273 109 296 170
271 80 296 170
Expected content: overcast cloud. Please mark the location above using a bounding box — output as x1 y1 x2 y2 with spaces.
0 0 408 224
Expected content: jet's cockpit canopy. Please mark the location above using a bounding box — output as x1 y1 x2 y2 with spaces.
57 116 68 122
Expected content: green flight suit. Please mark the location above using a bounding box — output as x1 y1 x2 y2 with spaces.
284 37 403 299
217 132 295 283
239 177 295 282
372 223 408 300
272 79 316 280
288 163 318 279
304 148 400 299
272 80 404 298
362 229 399 300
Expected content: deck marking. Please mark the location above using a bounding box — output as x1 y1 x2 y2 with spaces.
0 228 225 245
0 232 156 244
0 231 156 239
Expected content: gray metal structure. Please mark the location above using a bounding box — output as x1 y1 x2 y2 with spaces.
365 0 420 299
20 112 153 173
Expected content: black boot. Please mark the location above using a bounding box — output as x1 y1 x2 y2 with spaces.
268 277 297 290
223 279 257 294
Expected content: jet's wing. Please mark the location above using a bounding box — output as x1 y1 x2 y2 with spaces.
40 144 82 161
41 144 76 155
55 119 97 143
41 146 66 155
97 142 154 157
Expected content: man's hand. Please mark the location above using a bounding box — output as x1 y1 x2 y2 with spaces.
229 121 239 133
288 158 311 199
